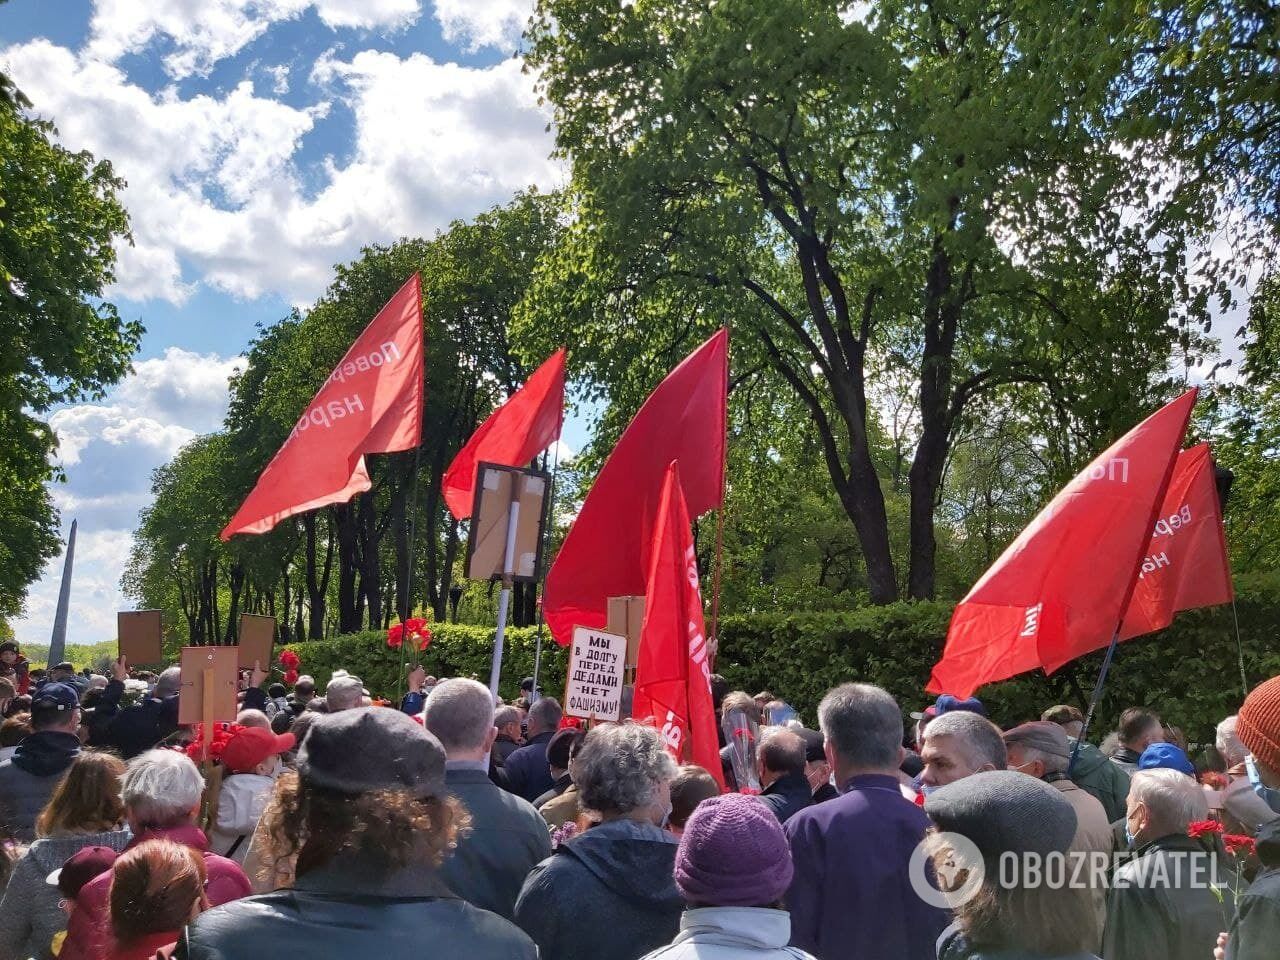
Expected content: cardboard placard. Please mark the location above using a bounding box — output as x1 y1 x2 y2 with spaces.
563 626 627 722
237 614 275 669
606 595 647 670
177 646 239 725
465 462 551 582
117 610 163 665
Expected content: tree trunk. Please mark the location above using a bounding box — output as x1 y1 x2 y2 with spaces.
436 517 460 620
359 492 382 630
335 504 361 632
224 563 245 645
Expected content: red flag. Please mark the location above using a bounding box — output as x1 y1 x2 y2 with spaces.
1119 442 1233 639
544 329 728 645
442 348 566 520
221 275 424 539
927 389 1197 698
633 461 726 788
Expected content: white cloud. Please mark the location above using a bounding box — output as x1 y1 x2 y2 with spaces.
9 348 243 647
432 0 532 53
265 63 291 94
86 0 421 78
12 528 136 653
1 40 561 306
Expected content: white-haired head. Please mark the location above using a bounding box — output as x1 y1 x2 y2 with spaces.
122 749 205 830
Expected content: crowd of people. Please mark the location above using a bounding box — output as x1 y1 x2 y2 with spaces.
2 635 1280 960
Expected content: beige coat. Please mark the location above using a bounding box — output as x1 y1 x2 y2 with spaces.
1052 775 1113 950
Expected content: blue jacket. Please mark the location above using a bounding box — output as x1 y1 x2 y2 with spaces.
0 731 81 841
515 818 683 960
759 772 813 825
784 773 948 960
503 731 555 802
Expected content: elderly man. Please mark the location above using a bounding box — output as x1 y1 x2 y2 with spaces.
503 696 563 802
59 749 250 960
325 672 366 712
919 709 1006 791
1217 714 1280 839
1110 706 1165 774
756 727 812 824
1005 720 1112 947
0 682 81 841
784 683 948 960
426 678 551 920
492 704 524 767
1104 769 1231 960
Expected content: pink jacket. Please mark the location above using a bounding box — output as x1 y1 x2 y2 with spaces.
59 825 250 960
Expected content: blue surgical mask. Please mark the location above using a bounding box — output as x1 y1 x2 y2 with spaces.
1246 755 1280 813
1124 822 1137 849
920 783 939 797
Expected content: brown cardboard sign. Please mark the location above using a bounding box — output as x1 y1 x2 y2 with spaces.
178 646 239 725
606 595 647 670
465 462 551 582
118 610 164 666
237 614 275 669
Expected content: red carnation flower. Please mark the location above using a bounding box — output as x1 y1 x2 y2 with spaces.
414 624 432 651
1188 819 1223 838
1224 834 1257 856
283 668 299 685
386 624 404 649
278 650 301 670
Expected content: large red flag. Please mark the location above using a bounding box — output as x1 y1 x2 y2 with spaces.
927 389 1197 698
1118 442 1233 640
633 461 726 788
221 275 424 539
441 348 566 520
544 329 728 645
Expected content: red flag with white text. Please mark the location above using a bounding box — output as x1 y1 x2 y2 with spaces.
927 389 1197 698
1118 442 1233 640
221 274 424 539
442 348 566 520
544 329 728 645
633 461 725 788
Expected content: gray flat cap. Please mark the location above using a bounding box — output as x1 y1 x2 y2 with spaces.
297 706 446 799
924 769 1077 861
1002 720 1072 759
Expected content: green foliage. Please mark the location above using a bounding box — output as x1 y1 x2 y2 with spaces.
0 88 139 617
281 578 1280 749
716 578 1280 747
279 624 568 704
16 639 121 674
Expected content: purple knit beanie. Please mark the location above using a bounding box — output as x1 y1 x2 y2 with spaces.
673 793 794 907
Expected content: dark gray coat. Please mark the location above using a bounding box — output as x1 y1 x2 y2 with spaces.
441 765 552 920
1227 865 1280 960
0 731 80 842
515 818 683 960
1103 834 1235 960
175 858 536 960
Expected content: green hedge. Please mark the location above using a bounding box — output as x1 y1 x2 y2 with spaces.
280 624 570 704
280 574 1280 748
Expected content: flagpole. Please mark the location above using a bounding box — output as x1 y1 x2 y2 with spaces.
1230 594 1249 698
531 440 561 700
709 326 729 669
402 442 423 670
1067 627 1121 776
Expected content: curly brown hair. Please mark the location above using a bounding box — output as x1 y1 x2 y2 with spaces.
37 750 126 838
259 770 470 882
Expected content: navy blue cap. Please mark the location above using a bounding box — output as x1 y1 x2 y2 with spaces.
934 694 987 718
1138 742 1195 776
33 682 80 712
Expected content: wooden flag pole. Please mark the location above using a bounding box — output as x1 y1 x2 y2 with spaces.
530 441 562 700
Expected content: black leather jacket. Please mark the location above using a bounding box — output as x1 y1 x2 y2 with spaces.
176 857 537 960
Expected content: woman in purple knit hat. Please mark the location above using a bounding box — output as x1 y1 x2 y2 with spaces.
639 792 817 960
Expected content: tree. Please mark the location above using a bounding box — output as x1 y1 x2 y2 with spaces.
0 75 139 616
521 0 1210 602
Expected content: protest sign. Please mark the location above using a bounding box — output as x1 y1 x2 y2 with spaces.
237 613 275 669
118 610 163 665
564 626 627 721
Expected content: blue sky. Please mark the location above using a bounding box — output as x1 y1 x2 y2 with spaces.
0 0 571 648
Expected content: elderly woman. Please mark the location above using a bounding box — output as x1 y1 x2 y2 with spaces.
178 707 536 959
514 723 683 960
57 750 251 960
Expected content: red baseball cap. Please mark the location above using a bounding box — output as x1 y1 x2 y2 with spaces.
47 846 118 899
222 726 295 774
